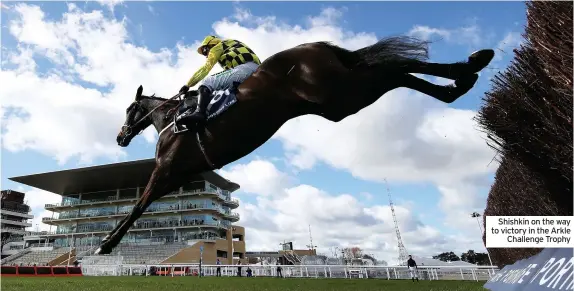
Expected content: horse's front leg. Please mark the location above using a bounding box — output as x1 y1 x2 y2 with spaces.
100 215 130 246
95 164 182 255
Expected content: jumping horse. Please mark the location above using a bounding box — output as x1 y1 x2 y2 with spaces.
95 36 494 254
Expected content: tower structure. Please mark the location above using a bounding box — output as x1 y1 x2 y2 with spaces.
306 224 317 251
385 179 408 265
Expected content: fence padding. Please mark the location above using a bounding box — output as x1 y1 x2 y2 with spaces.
0 266 83 277
68 267 82 275
36 267 52 275
17 267 35 275
52 267 68 275
1 266 17 274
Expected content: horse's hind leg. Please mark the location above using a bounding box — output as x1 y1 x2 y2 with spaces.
400 73 479 103
400 49 495 80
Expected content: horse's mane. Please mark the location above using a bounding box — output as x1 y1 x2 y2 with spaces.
143 94 181 104
142 94 187 119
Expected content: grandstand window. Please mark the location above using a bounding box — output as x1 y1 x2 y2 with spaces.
54 238 68 247
182 198 211 209
77 235 101 246
79 206 115 217
75 222 113 233
147 201 179 212
182 214 206 222
81 190 117 203
182 181 204 191
62 195 80 206
118 205 133 214
118 188 137 199
206 182 219 193
59 210 79 219
56 224 75 234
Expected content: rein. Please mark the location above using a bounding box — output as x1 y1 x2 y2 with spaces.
127 92 182 134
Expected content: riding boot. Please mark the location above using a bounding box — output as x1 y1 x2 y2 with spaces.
183 85 212 123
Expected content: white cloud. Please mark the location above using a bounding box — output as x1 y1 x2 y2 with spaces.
95 0 124 13
408 24 483 47
223 159 487 264
493 31 523 61
218 159 290 196
308 7 347 27
147 5 156 15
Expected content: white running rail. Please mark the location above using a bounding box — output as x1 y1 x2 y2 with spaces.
81 264 499 281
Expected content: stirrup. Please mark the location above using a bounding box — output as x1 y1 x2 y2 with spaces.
173 115 189 134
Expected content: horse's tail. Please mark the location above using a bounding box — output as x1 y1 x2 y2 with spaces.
322 36 430 69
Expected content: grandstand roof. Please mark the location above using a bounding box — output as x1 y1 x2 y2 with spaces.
9 158 240 195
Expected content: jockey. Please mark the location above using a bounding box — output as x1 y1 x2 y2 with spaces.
176 35 261 125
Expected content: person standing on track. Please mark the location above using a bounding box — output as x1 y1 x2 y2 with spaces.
216 258 221 277
407 255 419 282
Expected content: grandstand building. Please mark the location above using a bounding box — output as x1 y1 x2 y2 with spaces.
4 159 246 266
1 190 33 259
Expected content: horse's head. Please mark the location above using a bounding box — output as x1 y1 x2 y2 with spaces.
116 85 153 147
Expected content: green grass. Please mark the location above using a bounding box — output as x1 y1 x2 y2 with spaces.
1 276 487 291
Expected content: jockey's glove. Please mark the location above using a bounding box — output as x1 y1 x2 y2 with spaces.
179 85 190 94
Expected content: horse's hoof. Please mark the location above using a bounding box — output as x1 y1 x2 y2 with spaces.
95 245 111 255
468 49 495 73
455 73 479 89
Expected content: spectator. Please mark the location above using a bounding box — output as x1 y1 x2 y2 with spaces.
276 260 283 278
237 261 242 277
407 255 419 282
246 267 253 277
216 258 221 277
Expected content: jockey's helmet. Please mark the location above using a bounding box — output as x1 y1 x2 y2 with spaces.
197 35 222 55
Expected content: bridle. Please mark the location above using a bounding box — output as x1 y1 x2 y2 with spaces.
121 92 183 137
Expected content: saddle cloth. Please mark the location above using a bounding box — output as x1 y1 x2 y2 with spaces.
171 87 238 134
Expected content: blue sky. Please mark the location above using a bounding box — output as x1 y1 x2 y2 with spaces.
1 1 525 263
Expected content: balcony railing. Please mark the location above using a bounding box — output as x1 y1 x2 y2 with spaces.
0 219 32 227
28 243 54 248
0 227 28 234
45 189 238 209
1 201 31 214
223 211 240 221
41 203 239 223
223 198 239 209
0 210 34 220
26 220 229 236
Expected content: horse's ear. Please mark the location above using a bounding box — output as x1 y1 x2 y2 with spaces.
135 85 143 101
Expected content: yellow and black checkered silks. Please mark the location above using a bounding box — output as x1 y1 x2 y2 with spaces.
218 40 261 70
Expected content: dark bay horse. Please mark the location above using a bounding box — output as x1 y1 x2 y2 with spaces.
95 36 494 254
